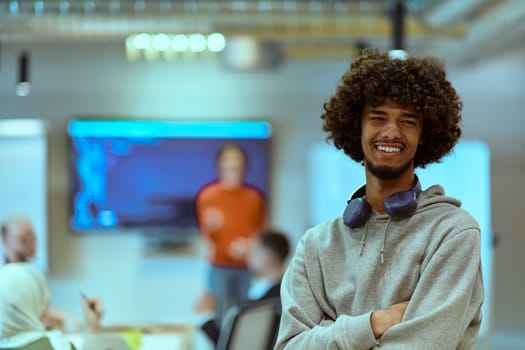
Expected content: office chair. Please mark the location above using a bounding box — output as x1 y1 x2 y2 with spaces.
216 297 281 350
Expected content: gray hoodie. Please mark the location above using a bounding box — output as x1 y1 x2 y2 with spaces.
275 185 484 350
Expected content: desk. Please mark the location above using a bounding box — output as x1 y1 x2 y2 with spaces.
68 324 194 350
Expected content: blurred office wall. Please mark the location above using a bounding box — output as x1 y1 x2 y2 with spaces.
0 119 48 272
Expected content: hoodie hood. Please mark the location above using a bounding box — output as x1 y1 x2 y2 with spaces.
415 184 461 213
347 184 461 237
347 184 462 265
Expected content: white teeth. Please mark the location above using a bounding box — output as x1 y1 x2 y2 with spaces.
377 145 401 153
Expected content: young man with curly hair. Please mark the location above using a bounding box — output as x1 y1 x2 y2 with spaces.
275 49 484 349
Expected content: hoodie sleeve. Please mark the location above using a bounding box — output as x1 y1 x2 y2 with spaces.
377 226 484 349
274 235 379 350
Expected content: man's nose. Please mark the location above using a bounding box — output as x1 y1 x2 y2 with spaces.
381 122 401 139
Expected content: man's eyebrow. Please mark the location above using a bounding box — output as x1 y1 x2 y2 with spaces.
368 108 420 119
402 112 421 119
368 108 387 115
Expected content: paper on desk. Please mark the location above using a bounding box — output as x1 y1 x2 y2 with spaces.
140 333 188 350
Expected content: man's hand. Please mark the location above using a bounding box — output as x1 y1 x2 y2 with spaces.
202 207 224 232
370 300 409 339
228 237 251 260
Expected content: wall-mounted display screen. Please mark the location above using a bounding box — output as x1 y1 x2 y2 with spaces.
68 120 272 235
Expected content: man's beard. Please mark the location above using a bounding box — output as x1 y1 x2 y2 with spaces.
365 156 414 180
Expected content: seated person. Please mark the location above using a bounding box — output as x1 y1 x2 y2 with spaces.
0 262 104 350
1 215 36 264
194 229 290 347
1 215 67 330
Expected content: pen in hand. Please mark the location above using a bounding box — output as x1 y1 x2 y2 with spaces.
81 292 104 332
81 292 96 311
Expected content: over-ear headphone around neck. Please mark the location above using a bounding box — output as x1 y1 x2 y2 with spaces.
343 176 421 229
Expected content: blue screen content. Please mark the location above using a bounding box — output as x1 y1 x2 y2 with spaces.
68 120 272 232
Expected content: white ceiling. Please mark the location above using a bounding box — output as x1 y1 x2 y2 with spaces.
1 0 524 65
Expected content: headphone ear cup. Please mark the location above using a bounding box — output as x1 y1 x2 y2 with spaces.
384 176 421 217
343 197 372 229
384 190 418 217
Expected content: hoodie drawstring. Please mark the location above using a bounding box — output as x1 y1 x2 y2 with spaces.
359 222 368 256
358 218 391 265
379 218 391 265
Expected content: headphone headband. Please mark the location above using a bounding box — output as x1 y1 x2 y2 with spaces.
343 176 421 229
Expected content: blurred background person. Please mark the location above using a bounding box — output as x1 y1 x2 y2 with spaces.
1 214 36 264
0 262 104 350
245 229 290 302
2 215 72 331
195 142 268 325
195 228 290 347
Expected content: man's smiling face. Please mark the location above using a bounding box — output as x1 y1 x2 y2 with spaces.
361 99 423 180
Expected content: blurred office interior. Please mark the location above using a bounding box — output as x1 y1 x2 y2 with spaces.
0 1 524 349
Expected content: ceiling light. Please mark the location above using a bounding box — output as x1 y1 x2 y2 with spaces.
152 34 171 51
84 1 95 13
59 1 70 13
188 33 207 53
232 1 247 11
258 1 272 11
34 1 44 14
133 33 151 50
16 52 31 97
207 33 226 52
9 0 19 14
172 34 189 52
388 49 407 60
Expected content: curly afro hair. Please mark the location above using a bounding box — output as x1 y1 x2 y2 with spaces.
321 48 462 168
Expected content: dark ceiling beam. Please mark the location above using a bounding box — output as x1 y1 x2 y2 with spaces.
0 12 466 43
